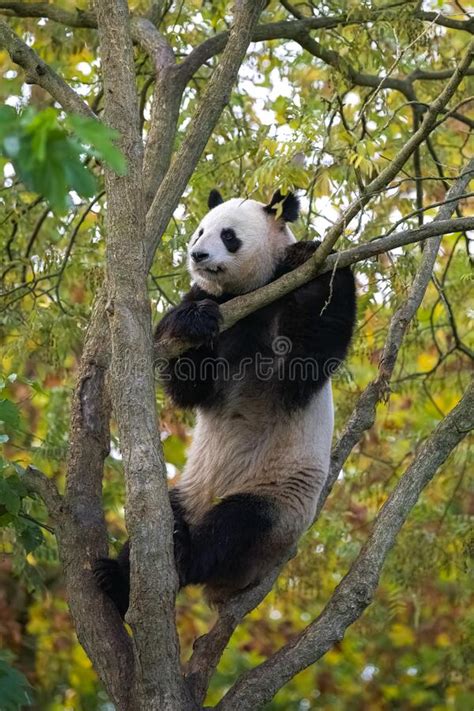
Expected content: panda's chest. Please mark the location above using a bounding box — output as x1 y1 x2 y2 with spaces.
217 308 279 366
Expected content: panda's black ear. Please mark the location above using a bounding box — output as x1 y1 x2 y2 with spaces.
264 190 300 222
208 189 224 210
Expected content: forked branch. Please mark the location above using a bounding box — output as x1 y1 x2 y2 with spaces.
216 381 474 710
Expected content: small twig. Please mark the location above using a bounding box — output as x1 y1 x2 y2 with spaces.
20 511 55 535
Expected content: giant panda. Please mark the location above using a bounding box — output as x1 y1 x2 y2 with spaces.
94 189 356 618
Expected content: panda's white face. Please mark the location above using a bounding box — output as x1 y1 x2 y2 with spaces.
188 197 296 296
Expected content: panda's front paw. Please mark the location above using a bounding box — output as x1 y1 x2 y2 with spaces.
165 299 221 346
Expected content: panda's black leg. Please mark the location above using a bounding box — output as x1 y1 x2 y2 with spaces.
94 541 130 618
93 489 191 619
182 493 276 588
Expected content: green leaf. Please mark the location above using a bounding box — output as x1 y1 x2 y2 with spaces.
17 519 44 553
0 400 21 429
0 653 33 711
0 479 21 515
67 114 127 175
0 107 105 211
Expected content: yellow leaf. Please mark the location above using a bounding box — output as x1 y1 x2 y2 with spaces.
417 351 438 371
389 623 415 647
381 684 400 700
435 632 451 648
324 648 341 665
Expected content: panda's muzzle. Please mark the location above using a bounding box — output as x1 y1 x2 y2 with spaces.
191 250 209 263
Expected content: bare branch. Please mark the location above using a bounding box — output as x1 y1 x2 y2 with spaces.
130 16 175 69
217 381 474 710
185 563 290 705
0 19 96 117
142 67 183 208
22 465 63 520
144 0 269 260
328 156 474 493
137 19 181 209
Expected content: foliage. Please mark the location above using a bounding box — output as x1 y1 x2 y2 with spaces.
0 106 125 212
0 652 33 710
0 0 473 709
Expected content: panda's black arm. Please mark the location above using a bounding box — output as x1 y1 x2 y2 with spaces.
273 241 356 408
154 286 221 408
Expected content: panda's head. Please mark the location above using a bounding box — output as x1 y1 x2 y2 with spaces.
187 189 300 296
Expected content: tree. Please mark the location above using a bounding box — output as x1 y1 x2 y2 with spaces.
0 2 473 709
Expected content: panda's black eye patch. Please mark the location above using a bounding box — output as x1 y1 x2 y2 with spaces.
221 228 241 253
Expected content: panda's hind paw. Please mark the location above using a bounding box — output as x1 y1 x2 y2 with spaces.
93 558 129 618
93 557 120 591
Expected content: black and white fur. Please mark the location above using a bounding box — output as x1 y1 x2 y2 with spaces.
94 190 356 617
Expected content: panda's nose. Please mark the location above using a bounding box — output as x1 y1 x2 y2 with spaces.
191 251 209 263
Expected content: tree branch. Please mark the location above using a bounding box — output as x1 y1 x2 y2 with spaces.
145 26 472 272
1 3 471 83
217 381 474 710
60 290 134 711
142 66 184 209
94 1 189 708
0 19 96 117
184 554 297 706
185 568 282 705
0 3 175 59
0 2 96 27
418 9 474 33
155 215 474 360
326 155 474 510
3 1 471 37
130 15 174 69
144 0 269 260
0 2 179 208
22 465 63 520
128 15 178 208
178 9 473 82
265 39 472 294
